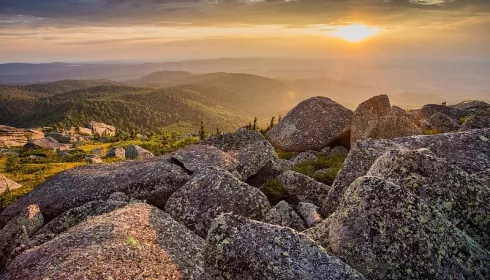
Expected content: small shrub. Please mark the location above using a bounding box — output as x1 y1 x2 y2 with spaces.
459 116 470 125
293 155 347 183
261 178 287 206
275 149 297 160
5 156 21 174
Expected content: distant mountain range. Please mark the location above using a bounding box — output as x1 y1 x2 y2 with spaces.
0 69 486 135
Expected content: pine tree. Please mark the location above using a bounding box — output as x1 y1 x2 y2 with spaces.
216 125 221 135
252 117 258 131
278 114 282 123
269 117 276 130
199 121 206 140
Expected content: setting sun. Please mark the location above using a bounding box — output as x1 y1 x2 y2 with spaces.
330 24 381 42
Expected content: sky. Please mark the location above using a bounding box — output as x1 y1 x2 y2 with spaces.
0 0 490 63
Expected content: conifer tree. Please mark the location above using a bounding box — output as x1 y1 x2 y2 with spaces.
252 117 258 131
216 125 221 135
199 121 206 140
269 117 276 130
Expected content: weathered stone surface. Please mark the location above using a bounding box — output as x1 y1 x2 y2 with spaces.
428 112 459 133
297 202 323 228
0 174 21 195
165 167 271 237
421 104 466 120
323 128 490 216
362 115 422 140
205 213 366 280
459 113 490 131
0 157 190 228
106 147 125 159
307 176 490 280
268 97 353 152
0 205 43 266
292 151 318 165
329 146 349 157
450 100 490 111
86 156 103 164
202 129 265 152
7 203 205 280
169 144 239 173
278 171 330 207
24 137 69 152
264 200 306 231
125 144 154 160
320 146 331 156
277 159 294 171
367 148 490 249
88 121 116 136
351 95 392 146
228 140 277 180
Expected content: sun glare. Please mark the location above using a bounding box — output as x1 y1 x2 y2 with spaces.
330 24 381 43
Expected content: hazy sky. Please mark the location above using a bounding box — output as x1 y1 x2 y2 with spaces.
1 0 489 62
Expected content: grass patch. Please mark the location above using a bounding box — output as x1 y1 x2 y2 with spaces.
116 136 199 156
459 116 470 125
261 178 287 206
422 128 441 135
0 160 85 208
275 148 297 160
292 154 347 183
127 235 139 247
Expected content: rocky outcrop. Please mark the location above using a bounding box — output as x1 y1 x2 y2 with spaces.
450 100 490 111
169 144 239 173
165 167 271 238
0 174 22 195
367 148 490 249
88 121 116 136
428 112 459 132
278 171 330 208
267 97 353 152
44 131 85 144
264 200 306 231
0 126 44 148
0 157 190 228
361 115 422 140
307 176 490 280
297 202 323 228
106 147 125 159
205 213 366 280
350 95 392 146
125 144 154 160
24 137 69 152
0 205 43 267
7 203 205 280
323 128 490 216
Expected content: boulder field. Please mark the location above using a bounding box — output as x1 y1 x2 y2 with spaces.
0 97 489 280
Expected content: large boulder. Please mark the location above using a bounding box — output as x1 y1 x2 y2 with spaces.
165 167 271 237
88 121 116 136
169 144 239 173
105 147 125 159
307 176 490 280
24 137 69 152
6 203 205 280
350 95 392 146
205 213 366 280
267 97 353 152
277 171 330 208
323 128 490 215
361 115 422 140
0 157 190 228
202 129 265 151
0 174 22 195
459 113 490 131
421 104 466 120
367 148 490 249
450 100 490 111
227 140 277 180
264 200 306 231
428 112 459 132
125 144 154 160
0 205 43 267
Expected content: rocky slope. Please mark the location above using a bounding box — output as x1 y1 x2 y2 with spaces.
0 97 489 279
